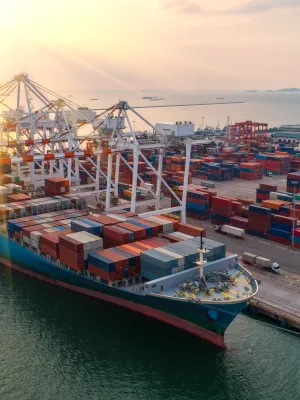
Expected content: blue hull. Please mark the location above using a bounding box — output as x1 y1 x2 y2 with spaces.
0 234 249 346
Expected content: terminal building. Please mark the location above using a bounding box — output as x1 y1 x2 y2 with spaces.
271 125 300 145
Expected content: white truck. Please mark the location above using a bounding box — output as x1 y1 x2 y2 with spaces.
214 224 245 239
242 252 280 274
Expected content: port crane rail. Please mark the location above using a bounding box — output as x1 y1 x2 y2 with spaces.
0 74 243 221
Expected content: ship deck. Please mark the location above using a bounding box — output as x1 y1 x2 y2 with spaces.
164 266 253 302
142 260 257 303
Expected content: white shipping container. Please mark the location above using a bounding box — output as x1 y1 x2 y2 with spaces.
31 239 40 249
30 231 42 241
66 232 103 251
221 225 244 237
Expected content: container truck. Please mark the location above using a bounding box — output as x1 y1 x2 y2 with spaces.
214 224 245 239
242 252 280 274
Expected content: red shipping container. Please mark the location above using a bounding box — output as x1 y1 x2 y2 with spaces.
59 235 84 252
22 225 43 238
259 184 278 191
229 216 248 231
134 218 163 236
87 215 120 226
177 222 206 237
60 247 85 270
116 222 147 241
103 225 130 248
97 249 129 270
88 264 115 281
268 234 290 246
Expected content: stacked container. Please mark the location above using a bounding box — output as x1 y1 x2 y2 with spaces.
103 225 134 248
45 177 70 196
40 230 73 259
88 249 129 281
239 162 263 180
268 215 299 245
71 218 103 236
229 216 248 231
290 228 300 249
145 216 175 233
185 188 210 219
247 205 271 238
211 197 232 225
116 222 147 241
177 222 206 237
59 232 103 270
287 172 300 194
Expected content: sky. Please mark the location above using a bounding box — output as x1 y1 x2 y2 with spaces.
1 0 300 90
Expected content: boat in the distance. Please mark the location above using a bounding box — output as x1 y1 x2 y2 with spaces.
143 96 164 101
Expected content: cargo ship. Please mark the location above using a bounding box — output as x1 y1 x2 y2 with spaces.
0 206 258 348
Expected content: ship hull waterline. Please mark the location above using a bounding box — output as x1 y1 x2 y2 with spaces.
0 255 226 347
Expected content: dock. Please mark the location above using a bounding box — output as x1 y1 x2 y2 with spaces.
241 263 300 330
248 297 300 330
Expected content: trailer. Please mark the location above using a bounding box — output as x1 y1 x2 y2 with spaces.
242 252 280 274
215 224 245 239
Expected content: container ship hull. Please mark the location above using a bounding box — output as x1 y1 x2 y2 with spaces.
0 234 249 347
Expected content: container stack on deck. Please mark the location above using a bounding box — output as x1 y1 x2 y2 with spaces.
59 232 103 271
140 237 225 281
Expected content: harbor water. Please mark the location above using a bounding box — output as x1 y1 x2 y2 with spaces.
1 263 299 400
63 90 300 130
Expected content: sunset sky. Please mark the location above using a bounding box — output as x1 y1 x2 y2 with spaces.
1 0 300 90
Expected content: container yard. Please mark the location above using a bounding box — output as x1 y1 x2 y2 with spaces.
0 74 300 349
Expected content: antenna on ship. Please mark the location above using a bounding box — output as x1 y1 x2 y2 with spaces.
196 232 209 279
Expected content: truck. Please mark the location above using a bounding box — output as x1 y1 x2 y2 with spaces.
214 224 245 239
242 252 280 274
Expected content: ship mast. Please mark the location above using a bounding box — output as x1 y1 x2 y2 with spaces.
196 233 209 278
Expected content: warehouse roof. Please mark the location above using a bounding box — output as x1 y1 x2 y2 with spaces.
271 132 300 139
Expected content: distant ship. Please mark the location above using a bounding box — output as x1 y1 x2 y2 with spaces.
217 97 225 100
91 98 98 101
143 96 164 101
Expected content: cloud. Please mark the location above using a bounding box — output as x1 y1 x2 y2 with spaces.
160 0 201 13
161 0 300 15
222 0 300 14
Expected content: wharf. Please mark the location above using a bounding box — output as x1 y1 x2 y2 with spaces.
241 263 300 331
248 297 300 330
